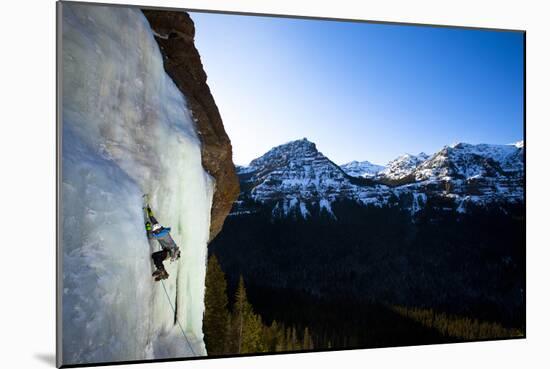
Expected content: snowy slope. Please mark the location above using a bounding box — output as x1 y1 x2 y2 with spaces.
377 152 430 181
61 3 212 365
340 160 385 178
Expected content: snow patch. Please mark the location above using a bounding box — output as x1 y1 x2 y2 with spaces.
299 201 310 219
319 198 336 219
411 192 427 215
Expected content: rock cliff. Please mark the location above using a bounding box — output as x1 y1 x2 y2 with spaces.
142 9 240 241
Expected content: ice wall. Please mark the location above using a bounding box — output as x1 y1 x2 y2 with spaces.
61 3 213 365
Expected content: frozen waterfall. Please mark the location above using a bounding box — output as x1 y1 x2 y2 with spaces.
61 3 213 365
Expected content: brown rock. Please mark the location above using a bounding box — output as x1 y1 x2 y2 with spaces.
142 9 240 242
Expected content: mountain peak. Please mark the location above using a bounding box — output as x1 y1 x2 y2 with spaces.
238 138 387 211
248 138 319 168
280 137 317 150
341 160 385 178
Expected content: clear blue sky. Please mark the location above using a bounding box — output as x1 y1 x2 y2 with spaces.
190 12 524 166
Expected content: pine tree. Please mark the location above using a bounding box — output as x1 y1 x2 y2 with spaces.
229 275 266 354
224 315 233 353
232 276 246 353
275 323 286 352
291 326 300 350
285 327 293 351
264 320 278 351
203 255 230 355
303 327 313 350
242 311 265 353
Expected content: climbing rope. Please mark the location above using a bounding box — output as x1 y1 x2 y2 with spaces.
159 278 197 356
143 196 197 356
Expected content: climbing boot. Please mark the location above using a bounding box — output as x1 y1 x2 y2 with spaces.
152 268 165 278
154 269 169 282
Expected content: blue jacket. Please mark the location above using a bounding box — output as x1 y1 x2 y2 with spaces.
152 227 171 239
152 227 178 255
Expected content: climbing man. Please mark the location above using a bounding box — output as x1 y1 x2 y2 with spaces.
144 205 181 282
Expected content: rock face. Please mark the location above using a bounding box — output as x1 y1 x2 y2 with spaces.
142 9 240 241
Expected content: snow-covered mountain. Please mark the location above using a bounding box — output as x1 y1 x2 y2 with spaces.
377 141 524 184
235 138 524 218
237 139 391 217
61 3 211 365
396 142 525 211
411 142 523 182
341 160 385 178
377 152 430 181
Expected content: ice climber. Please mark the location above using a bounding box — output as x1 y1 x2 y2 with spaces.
145 206 181 282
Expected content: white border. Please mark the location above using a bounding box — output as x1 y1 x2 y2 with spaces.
2 1 548 368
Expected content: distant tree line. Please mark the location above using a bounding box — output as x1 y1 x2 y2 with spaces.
207 198 524 349
210 198 525 328
203 255 315 356
390 305 524 340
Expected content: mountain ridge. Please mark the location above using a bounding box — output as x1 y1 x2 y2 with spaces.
234 138 524 218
